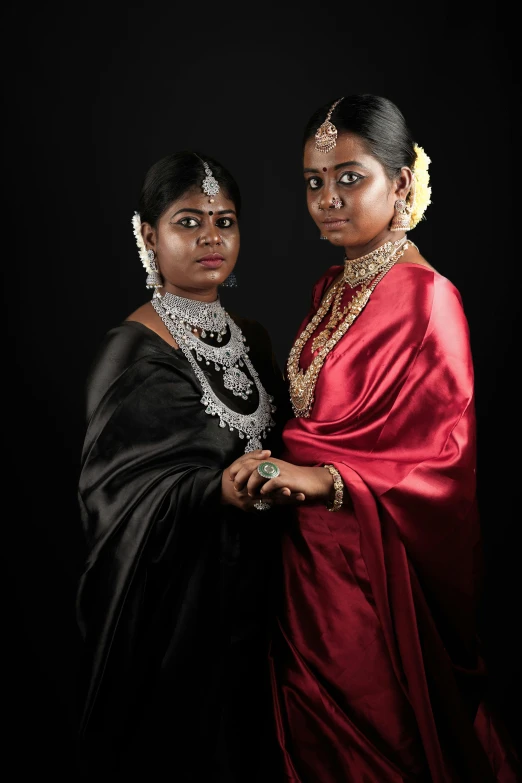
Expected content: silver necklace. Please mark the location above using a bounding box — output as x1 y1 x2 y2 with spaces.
152 292 277 453
161 290 228 340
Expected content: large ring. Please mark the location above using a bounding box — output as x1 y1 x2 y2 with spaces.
253 500 271 511
257 461 281 479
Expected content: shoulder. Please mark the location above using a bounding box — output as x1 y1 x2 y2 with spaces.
126 301 178 348
91 320 172 372
311 265 343 308
84 321 175 422
386 264 471 357
386 262 462 307
228 311 273 348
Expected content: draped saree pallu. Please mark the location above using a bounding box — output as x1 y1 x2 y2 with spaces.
76 316 289 782
271 263 519 782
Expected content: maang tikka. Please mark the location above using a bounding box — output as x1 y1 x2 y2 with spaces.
194 155 220 203
315 97 345 153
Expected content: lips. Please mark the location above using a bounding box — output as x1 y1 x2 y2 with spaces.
322 219 347 230
197 253 224 268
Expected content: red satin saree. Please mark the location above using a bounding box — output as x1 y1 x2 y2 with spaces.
272 263 519 782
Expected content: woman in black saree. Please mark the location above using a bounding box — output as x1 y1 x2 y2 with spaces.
75 151 294 782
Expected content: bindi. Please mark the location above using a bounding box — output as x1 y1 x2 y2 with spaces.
208 210 214 215
322 167 327 172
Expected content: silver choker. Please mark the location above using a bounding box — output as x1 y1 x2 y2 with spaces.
160 291 227 340
152 292 277 453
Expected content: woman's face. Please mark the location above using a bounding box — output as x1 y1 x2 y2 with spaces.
303 132 409 255
142 187 239 300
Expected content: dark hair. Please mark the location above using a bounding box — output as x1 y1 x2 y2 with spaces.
138 150 241 226
303 94 416 177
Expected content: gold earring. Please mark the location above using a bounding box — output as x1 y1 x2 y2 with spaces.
390 198 411 231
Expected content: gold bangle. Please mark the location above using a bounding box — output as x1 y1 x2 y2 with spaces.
323 464 344 512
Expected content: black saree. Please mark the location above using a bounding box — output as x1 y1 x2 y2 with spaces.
76 316 289 782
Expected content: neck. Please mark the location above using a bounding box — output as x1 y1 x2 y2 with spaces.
160 284 219 302
343 232 406 261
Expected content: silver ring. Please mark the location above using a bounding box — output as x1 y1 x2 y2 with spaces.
253 500 271 511
257 461 281 479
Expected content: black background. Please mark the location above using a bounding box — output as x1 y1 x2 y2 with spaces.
4 2 520 777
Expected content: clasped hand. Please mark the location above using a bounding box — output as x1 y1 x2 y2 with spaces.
222 450 332 512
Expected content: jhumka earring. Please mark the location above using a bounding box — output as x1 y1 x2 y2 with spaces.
145 248 162 290
331 196 343 209
390 199 411 231
391 180 415 231
315 97 345 153
220 271 238 288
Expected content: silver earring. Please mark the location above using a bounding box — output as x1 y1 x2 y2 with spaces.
220 271 238 288
145 249 162 290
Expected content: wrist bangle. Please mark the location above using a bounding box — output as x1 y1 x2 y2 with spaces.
323 464 344 512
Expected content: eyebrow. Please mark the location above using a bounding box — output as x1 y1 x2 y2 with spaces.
170 208 237 217
303 160 367 173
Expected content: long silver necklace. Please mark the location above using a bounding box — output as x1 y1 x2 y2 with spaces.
152 291 277 453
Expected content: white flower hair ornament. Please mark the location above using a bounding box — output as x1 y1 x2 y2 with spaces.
409 144 432 229
132 211 152 271
132 211 162 290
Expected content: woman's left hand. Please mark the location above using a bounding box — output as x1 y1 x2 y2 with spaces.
227 455 305 504
229 457 332 506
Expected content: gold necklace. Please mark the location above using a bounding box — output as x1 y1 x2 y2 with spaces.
310 237 407 353
288 239 414 418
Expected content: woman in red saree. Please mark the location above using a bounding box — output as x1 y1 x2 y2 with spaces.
231 95 519 781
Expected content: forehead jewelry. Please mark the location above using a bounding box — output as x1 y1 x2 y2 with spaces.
315 97 344 153
201 160 220 203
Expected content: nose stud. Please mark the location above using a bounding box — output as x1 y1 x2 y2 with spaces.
317 196 344 210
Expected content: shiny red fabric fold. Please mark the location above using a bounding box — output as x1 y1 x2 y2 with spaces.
272 264 519 782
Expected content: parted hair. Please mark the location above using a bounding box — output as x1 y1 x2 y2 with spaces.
303 94 417 177
138 150 242 226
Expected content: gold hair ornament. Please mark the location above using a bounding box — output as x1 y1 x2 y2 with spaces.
315 97 345 153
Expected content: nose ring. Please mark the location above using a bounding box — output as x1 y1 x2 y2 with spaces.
331 196 343 209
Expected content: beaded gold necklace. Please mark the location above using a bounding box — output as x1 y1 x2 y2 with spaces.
288 238 413 418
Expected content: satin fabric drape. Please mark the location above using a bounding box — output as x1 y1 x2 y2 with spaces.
271 263 519 782
76 317 290 782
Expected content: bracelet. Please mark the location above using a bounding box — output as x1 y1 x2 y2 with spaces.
323 464 344 512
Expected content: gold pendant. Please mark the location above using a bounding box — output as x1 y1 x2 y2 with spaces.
311 328 332 353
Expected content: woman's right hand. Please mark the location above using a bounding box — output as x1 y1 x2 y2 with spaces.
221 449 305 511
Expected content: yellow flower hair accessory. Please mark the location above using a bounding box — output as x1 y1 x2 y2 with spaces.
409 144 432 229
